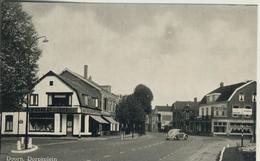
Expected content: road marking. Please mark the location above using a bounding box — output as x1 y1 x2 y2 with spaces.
131 148 136 151
119 151 125 154
104 155 111 158
40 140 78 146
86 160 91 161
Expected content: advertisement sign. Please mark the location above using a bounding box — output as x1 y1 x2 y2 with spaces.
232 108 252 115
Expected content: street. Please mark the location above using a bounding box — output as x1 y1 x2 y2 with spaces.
0 133 243 161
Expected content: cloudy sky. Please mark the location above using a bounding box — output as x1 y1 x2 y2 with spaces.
22 3 257 106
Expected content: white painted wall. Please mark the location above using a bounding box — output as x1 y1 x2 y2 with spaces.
2 112 68 136
24 75 80 108
1 112 26 135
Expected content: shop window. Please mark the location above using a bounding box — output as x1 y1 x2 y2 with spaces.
5 115 13 132
30 94 38 106
239 93 245 102
29 113 54 132
252 93 256 102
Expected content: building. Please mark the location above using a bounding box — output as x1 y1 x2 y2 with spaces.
153 105 172 132
197 81 256 136
1 65 120 137
172 98 199 134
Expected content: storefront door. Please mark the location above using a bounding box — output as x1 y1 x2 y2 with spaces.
67 115 73 136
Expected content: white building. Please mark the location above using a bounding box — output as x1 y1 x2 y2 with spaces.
1 66 120 136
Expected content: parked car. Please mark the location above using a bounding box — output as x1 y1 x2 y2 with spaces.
166 129 188 141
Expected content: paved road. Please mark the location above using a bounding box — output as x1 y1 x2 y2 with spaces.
0 133 242 161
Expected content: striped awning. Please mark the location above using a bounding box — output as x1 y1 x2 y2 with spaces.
103 116 119 124
90 115 109 124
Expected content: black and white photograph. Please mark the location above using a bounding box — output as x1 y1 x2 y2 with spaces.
0 1 258 161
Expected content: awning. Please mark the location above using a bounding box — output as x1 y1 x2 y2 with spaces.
103 116 119 124
90 115 109 124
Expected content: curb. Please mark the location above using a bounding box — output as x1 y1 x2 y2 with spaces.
218 144 229 161
11 145 38 154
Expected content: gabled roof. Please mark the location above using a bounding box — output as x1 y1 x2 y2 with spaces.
200 81 251 104
173 101 199 110
154 106 172 112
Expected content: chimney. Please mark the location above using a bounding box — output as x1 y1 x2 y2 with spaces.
194 97 197 103
84 65 88 79
220 82 224 88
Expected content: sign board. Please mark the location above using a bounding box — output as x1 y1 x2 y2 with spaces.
26 107 78 113
232 108 252 115
18 120 23 124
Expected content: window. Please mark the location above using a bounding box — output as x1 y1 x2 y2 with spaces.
5 115 13 132
239 93 245 102
245 106 251 109
216 110 219 116
60 115 62 132
201 108 204 116
47 93 72 106
29 113 54 132
103 98 107 111
84 95 89 105
49 81 53 86
81 115 85 132
232 114 238 117
30 94 38 106
95 99 99 108
252 93 256 102
206 108 209 116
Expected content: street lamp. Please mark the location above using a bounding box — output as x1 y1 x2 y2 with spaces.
24 36 48 149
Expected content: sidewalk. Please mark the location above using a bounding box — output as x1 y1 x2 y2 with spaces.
222 144 256 161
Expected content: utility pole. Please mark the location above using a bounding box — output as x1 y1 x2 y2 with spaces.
0 0 4 154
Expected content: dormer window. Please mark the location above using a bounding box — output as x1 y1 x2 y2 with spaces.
252 93 256 102
239 93 244 102
206 93 220 103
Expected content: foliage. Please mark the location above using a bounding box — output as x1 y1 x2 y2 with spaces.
0 2 42 111
116 84 153 134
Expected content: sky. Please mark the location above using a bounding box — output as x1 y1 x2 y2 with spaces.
22 3 257 107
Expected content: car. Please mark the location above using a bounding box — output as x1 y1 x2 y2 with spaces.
166 129 188 141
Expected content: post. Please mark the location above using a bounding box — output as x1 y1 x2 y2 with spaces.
25 93 29 149
241 125 244 147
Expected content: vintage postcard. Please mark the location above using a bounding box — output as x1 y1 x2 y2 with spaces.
0 1 258 161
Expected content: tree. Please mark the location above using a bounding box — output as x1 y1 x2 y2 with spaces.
0 3 42 111
116 84 153 135
133 84 153 114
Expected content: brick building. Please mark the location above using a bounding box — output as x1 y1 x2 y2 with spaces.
197 81 256 136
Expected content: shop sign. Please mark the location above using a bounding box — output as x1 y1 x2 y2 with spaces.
27 107 78 113
81 108 101 115
232 108 252 115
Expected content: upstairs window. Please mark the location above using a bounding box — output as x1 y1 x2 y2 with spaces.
252 93 256 102
95 99 99 108
201 108 204 116
47 93 72 106
5 115 13 132
30 94 38 106
239 93 245 102
206 108 209 116
49 81 53 86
